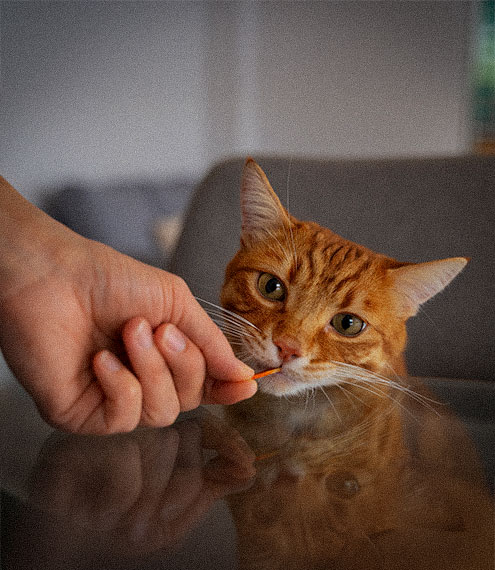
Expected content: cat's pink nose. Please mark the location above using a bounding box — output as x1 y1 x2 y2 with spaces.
274 337 302 363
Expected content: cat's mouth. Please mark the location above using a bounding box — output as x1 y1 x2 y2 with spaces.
256 366 307 396
253 361 343 397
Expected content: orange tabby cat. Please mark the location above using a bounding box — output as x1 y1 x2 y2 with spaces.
219 159 493 570
221 158 467 398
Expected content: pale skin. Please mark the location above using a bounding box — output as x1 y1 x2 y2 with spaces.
0 176 256 435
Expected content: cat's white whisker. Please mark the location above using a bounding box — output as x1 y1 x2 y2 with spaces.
335 377 392 403
328 360 440 414
195 297 262 332
337 377 420 421
319 386 342 423
210 317 256 339
334 361 440 404
303 388 311 413
215 327 249 340
326 363 426 422
206 309 256 333
212 326 253 344
334 382 362 408
381 362 442 412
325 362 402 402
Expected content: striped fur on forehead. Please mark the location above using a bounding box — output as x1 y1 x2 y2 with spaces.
286 223 386 308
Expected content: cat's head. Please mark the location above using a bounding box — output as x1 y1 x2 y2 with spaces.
221 158 467 397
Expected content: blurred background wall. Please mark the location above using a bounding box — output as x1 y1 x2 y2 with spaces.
1 1 473 205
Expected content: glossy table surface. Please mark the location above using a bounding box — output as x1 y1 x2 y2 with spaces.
1 375 494 570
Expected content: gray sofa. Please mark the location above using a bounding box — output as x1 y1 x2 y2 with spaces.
46 178 194 267
170 155 495 382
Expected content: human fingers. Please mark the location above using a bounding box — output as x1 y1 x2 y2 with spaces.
121 317 180 427
153 323 206 412
154 320 257 408
81 350 143 434
166 277 254 382
202 376 258 406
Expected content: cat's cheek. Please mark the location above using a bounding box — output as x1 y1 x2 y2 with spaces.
245 336 282 371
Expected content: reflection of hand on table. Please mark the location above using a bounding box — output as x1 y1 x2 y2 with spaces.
21 415 255 565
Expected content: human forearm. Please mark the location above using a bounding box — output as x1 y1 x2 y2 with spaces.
0 176 80 302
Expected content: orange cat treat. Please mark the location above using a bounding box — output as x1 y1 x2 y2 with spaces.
252 368 281 381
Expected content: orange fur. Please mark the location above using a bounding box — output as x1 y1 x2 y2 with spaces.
220 159 491 570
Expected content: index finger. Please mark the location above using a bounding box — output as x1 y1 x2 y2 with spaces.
202 376 257 406
166 278 254 382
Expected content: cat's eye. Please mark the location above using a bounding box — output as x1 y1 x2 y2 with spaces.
330 313 366 337
257 273 286 301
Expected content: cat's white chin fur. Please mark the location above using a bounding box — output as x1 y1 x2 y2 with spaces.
257 372 298 396
258 371 340 397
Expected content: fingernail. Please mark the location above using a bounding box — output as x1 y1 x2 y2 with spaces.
163 324 187 352
135 319 153 349
100 350 122 372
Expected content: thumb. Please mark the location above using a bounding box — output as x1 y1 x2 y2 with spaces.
167 277 254 382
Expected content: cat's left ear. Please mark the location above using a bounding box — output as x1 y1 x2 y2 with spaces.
240 158 293 246
387 257 469 317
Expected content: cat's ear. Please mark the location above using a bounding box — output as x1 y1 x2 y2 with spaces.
387 257 468 317
240 158 292 245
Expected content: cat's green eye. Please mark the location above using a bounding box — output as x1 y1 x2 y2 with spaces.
258 273 286 301
331 313 366 337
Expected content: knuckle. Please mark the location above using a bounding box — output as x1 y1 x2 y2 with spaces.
170 275 190 303
168 275 196 324
172 274 188 291
181 395 202 413
105 403 141 434
143 401 180 428
163 405 180 426
38 400 82 433
105 416 139 435
117 416 140 434
143 357 168 379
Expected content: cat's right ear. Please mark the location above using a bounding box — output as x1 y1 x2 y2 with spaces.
240 158 291 246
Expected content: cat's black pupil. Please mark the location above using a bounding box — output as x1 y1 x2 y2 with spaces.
342 315 354 330
266 278 280 294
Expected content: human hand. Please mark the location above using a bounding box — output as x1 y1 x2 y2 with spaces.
0 177 256 433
